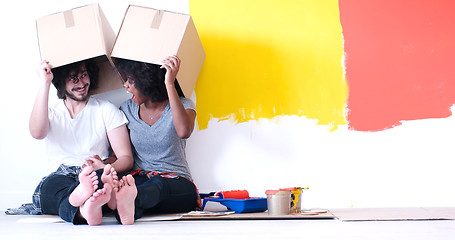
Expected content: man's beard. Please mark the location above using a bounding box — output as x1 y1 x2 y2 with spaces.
65 83 89 102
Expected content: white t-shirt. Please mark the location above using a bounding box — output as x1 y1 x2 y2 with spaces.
44 97 128 172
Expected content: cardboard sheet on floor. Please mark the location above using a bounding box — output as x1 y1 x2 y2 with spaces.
8 211 333 224
13 214 182 224
179 211 335 220
329 208 455 221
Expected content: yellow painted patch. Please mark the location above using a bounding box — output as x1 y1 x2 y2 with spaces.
190 0 347 130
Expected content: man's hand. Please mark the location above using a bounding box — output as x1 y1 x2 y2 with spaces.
37 60 54 85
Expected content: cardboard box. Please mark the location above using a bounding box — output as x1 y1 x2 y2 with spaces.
111 5 206 98
36 4 124 95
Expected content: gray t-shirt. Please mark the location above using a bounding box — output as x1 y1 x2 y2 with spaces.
120 97 196 180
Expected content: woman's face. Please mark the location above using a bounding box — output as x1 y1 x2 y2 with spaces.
124 78 146 105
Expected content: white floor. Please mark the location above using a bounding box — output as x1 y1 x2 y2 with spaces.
1 212 455 240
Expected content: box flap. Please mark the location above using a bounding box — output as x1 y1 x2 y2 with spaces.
176 17 206 97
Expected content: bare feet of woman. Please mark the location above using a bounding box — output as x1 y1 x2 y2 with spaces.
116 175 137 225
69 166 98 207
100 164 118 210
79 184 113 226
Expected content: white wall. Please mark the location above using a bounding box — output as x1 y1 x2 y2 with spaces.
1 0 455 211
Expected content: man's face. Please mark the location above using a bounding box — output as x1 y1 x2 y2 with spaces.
64 64 90 102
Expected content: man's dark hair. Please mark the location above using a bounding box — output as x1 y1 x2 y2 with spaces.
113 58 184 102
52 60 99 99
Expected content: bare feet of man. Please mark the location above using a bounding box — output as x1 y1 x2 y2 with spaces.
69 166 98 207
100 164 118 210
79 184 113 226
116 175 137 225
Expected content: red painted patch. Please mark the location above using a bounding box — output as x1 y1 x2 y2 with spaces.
340 0 455 131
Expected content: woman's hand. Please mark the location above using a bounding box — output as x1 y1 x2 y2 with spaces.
161 56 195 138
161 55 181 87
82 155 105 170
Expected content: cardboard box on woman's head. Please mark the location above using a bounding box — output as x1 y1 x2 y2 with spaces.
36 4 124 95
111 5 206 98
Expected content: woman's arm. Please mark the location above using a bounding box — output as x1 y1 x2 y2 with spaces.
161 56 196 139
106 124 134 173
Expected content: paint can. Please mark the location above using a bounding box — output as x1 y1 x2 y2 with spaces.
281 187 308 213
265 190 291 215
290 187 303 213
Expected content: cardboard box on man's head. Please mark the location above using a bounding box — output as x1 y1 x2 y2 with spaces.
111 5 206 98
36 4 124 95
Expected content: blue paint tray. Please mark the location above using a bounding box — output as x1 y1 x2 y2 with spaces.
202 198 267 213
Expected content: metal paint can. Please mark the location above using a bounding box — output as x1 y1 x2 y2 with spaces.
290 187 303 213
265 190 291 215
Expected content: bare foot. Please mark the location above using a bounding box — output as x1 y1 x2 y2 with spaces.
69 166 98 207
79 184 112 226
101 164 118 210
116 175 137 225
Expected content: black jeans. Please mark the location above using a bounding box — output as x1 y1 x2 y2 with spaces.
129 175 198 220
40 170 198 223
39 169 104 224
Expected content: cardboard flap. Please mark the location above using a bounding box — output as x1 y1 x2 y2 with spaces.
176 17 206 97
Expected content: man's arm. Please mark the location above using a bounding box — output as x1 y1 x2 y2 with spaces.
30 61 53 139
106 124 134 173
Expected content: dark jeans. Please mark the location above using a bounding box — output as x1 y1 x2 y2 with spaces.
129 175 198 220
39 169 105 225
41 170 197 224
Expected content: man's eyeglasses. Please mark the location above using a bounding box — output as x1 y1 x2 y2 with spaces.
68 72 89 84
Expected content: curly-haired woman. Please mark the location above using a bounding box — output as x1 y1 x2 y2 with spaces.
113 55 199 224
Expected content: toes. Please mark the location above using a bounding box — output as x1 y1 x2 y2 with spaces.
125 175 135 186
118 179 125 189
82 165 94 174
104 164 112 174
90 174 98 182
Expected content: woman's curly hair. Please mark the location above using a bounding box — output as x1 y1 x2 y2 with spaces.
113 58 184 102
52 60 99 99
